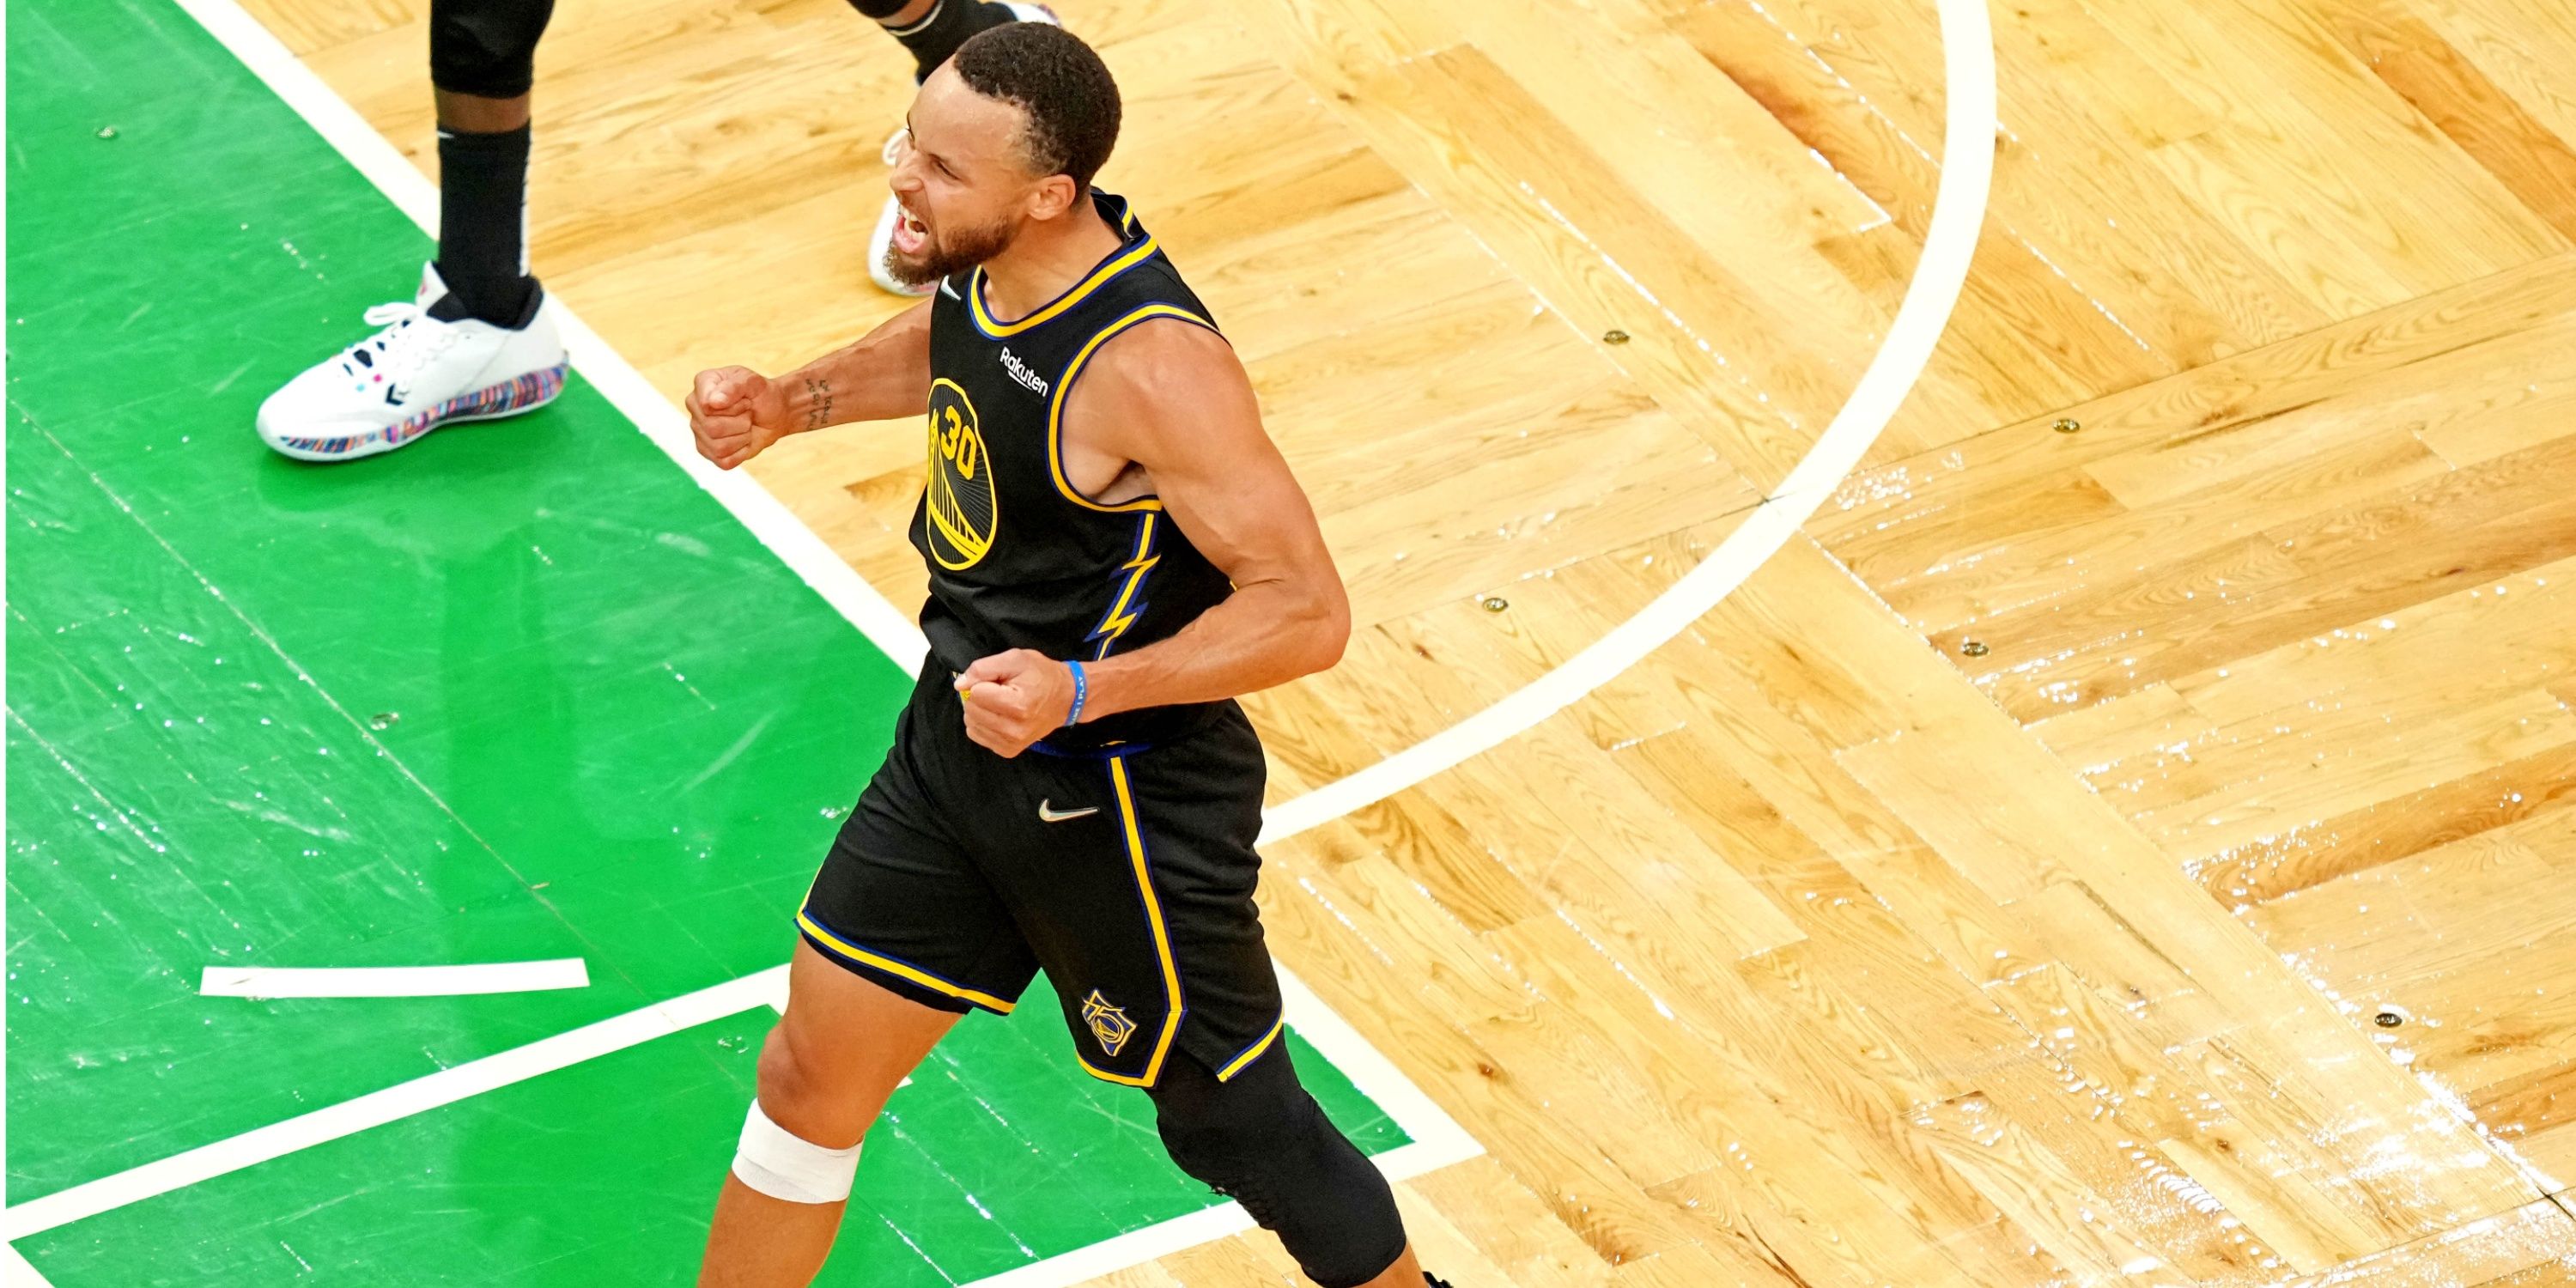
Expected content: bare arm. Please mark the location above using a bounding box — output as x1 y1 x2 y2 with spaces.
1073 322 1348 717
686 301 933 469
955 320 1348 753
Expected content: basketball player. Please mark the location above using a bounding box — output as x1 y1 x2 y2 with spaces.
253 0 1047 462
683 25 1449 1288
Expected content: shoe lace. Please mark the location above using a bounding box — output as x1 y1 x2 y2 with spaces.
336 301 455 380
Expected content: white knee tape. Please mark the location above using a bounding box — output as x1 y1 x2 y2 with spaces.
732 1099 861 1204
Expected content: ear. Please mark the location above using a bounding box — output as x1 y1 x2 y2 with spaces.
1026 172 1083 222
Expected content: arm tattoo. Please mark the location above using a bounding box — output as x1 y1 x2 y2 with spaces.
803 378 834 431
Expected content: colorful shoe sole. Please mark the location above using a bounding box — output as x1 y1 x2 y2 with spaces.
270 361 568 462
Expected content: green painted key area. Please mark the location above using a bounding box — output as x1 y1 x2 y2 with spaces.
3 3 1406 1279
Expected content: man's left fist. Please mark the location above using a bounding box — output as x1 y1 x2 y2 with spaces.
954 649 1077 757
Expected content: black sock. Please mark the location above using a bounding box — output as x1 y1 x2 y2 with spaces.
430 123 539 327
874 0 1020 82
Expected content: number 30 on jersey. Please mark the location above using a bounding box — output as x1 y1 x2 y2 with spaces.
923 378 999 570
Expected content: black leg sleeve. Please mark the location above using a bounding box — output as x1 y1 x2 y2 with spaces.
1149 1046 1409 1288
428 0 555 99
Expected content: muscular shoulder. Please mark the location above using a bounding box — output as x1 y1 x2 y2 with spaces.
1069 317 1256 456
1083 315 1238 403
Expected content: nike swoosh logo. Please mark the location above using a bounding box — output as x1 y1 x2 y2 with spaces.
1037 800 1099 823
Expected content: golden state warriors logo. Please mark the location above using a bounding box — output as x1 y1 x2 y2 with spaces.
1080 989 1139 1057
923 378 997 570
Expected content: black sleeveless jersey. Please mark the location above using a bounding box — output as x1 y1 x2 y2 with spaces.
908 191 1236 752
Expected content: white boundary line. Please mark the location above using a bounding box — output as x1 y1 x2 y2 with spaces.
1272 964 1480 1179
954 969 1477 1288
1 1242 58 1288
1258 0 1999 848
164 0 931 674
5 0 1995 1281
0 961 1462 1248
3 969 786 1242
197 958 590 999
960 1202 1255 1288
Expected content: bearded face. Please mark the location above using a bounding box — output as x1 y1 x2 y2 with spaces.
881 66 1076 291
884 192 1020 288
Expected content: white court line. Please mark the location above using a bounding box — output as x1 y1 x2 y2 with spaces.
6 0 1996 1280
2 969 785 1242
163 0 931 675
198 958 590 999
2 1242 58 1288
1257 0 1999 848
2 959 1455 1246
1269 964 1479 1179
960 1201 1255 1288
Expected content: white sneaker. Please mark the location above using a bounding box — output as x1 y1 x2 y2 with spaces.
868 2 1061 298
256 263 569 461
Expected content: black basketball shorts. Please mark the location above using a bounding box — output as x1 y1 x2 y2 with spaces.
798 659 1287 1087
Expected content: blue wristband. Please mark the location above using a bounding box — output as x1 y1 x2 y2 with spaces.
1062 659 1087 727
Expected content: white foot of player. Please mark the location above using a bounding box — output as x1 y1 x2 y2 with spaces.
868 2 1061 298
256 262 568 462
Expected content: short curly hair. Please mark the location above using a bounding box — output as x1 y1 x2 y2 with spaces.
951 21 1121 191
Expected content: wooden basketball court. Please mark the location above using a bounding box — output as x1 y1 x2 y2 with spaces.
184 0 2576 1279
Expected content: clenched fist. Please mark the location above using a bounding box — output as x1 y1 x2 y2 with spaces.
686 366 789 470
954 650 1078 757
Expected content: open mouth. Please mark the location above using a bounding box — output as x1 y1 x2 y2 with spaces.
892 202 930 257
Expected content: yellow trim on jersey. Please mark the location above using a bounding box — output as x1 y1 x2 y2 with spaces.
1073 756 1188 1088
1089 513 1160 659
968 234 1162 337
1046 303 1219 513
1215 1018 1287 1082
796 911 1018 1013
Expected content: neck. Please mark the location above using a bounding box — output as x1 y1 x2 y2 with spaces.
978 193 1125 319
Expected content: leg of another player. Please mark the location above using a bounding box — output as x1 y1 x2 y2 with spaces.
254 0 568 459
428 86 536 326
852 0 1025 82
427 0 553 326
872 0 935 28
696 939 963 1288
434 88 529 132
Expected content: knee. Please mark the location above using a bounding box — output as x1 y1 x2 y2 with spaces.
428 0 551 98
1157 1093 1287 1186
731 1026 867 1206
1150 1052 1407 1288
754 1024 804 1103
753 1024 866 1148
1151 1048 1302 1183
